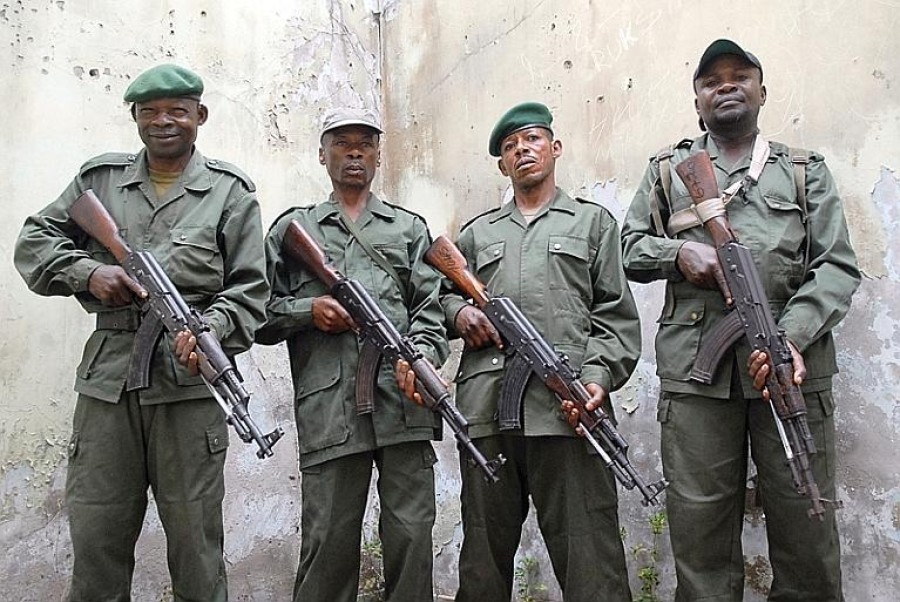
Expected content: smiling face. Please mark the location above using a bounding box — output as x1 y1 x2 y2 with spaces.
496 127 561 191
134 97 207 170
319 125 381 191
694 54 766 135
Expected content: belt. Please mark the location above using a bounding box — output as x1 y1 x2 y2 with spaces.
96 308 141 331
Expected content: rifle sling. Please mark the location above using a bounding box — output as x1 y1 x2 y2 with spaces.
337 211 408 304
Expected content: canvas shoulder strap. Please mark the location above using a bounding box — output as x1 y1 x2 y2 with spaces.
338 211 409 302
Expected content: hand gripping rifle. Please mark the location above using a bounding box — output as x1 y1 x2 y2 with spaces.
425 236 667 506
674 151 836 520
68 190 284 459
281 220 505 483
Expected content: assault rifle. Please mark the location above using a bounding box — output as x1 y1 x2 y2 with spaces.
674 150 835 520
68 190 284 459
281 219 505 483
425 236 667 506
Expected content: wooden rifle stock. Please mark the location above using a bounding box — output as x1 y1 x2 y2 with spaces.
423 235 490 307
283 220 341 288
69 190 131 263
673 150 737 248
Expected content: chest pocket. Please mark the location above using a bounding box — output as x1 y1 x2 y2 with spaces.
763 194 806 254
167 226 223 293
475 241 505 288
548 235 592 296
371 243 411 324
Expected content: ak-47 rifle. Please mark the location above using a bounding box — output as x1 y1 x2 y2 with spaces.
674 150 836 520
425 236 667 506
68 189 284 459
281 219 505 483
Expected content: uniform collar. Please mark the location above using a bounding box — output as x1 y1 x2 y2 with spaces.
117 147 212 192
314 192 395 223
488 187 575 224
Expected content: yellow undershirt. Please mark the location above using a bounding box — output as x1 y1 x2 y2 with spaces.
148 168 182 199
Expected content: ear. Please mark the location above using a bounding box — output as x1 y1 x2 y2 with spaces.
197 103 209 126
498 158 509 177
552 138 562 159
376 147 382 167
319 147 326 165
759 84 767 106
694 97 700 116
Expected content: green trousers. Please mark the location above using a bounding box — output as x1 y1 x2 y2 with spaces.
293 441 437 602
455 435 631 602
66 393 229 602
659 382 842 601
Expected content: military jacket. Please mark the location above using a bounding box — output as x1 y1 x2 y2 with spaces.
441 188 642 439
257 194 449 469
14 148 269 405
621 134 861 399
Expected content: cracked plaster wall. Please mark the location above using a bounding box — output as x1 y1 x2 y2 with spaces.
1 1 898 600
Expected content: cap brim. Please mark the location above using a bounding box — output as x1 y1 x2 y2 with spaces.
321 119 384 137
694 39 759 81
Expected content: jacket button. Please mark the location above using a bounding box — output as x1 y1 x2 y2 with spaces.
553 243 561 250
690 312 699 320
494 249 500 256
491 357 499 365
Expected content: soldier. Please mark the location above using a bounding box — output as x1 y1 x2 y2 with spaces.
441 102 641 602
256 107 448 602
13 64 268 601
621 39 860 600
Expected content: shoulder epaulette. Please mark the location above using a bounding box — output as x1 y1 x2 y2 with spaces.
459 205 504 233
205 158 256 192
383 200 430 225
266 205 308 235
78 152 135 175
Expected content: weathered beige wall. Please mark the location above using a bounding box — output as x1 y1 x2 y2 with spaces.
1 1 898 600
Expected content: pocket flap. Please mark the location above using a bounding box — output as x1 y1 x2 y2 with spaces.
296 362 342 399
476 241 505 270
456 348 506 383
172 226 219 253
206 426 229 454
548 235 590 261
763 194 803 214
658 298 705 326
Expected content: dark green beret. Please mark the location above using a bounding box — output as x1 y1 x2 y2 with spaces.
123 64 204 103
488 101 554 157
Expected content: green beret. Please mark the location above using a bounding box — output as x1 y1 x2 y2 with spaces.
123 64 204 103
488 101 554 157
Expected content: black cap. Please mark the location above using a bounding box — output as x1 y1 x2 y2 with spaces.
693 39 763 84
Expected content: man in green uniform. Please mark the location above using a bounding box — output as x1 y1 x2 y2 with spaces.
13 64 268 601
440 102 640 602
621 39 860 601
256 107 448 602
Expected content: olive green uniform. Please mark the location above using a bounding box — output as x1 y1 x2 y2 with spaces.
257 194 449 602
441 189 641 602
14 148 268 601
621 134 860 601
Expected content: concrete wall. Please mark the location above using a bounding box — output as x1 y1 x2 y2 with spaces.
1 1 897 600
